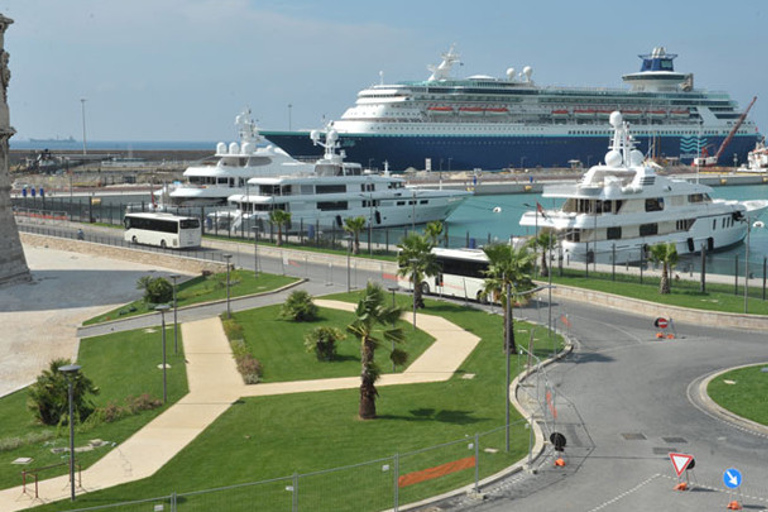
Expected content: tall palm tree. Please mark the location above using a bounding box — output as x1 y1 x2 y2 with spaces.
425 221 444 247
481 243 535 354
347 282 405 419
269 209 291 247
648 242 678 294
343 216 367 255
529 230 556 278
397 232 439 308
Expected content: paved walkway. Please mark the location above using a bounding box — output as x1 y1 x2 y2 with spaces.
0 301 480 511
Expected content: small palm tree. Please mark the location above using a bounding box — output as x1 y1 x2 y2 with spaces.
648 242 679 294
304 326 346 361
279 290 318 321
529 230 557 278
269 209 292 247
425 221 444 247
397 232 439 309
481 243 535 354
347 282 405 420
344 216 367 255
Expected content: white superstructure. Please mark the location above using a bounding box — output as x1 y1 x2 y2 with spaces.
520 111 768 264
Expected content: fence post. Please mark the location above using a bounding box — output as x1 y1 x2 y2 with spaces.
293 472 299 512
763 256 766 301
474 432 480 492
734 254 739 295
393 453 399 512
171 491 177 512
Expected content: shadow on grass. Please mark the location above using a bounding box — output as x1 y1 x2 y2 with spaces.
377 408 486 425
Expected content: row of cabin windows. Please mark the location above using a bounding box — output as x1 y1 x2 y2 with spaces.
566 194 711 215
565 215 735 243
240 199 432 213
189 176 247 187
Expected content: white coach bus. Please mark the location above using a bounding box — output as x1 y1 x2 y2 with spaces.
124 212 202 249
398 247 490 302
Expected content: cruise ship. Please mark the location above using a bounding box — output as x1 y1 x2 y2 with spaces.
261 46 761 171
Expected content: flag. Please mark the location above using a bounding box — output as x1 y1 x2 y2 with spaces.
536 202 548 220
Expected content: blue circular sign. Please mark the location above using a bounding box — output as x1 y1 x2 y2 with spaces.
723 468 742 489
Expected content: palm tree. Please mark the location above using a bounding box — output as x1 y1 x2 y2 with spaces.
269 209 291 247
347 282 405 419
481 243 535 354
344 216 367 255
425 221 444 247
648 242 679 294
529 230 557 278
397 232 439 308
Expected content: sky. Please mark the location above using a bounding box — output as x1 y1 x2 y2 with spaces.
1 0 766 142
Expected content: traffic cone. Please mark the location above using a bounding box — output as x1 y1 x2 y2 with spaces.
726 500 742 510
656 332 664 339
554 457 565 467
667 333 675 339
674 482 688 491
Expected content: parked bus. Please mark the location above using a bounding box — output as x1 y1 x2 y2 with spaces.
398 247 490 302
124 212 202 249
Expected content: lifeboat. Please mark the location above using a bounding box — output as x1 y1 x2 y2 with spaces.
574 109 596 119
647 110 667 119
596 110 613 119
622 110 642 119
458 107 484 115
427 106 454 115
551 109 570 118
485 107 509 115
670 109 689 118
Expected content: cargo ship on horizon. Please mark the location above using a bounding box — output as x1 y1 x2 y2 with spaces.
261 46 761 171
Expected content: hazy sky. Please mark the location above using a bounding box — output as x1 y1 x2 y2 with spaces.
2 0 766 142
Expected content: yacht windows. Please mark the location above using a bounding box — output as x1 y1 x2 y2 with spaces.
565 229 581 242
645 198 664 212
317 201 348 211
606 226 622 240
362 199 380 208
316 184 346 194
361 183 375 192
676 219 695 231
639 223 658 237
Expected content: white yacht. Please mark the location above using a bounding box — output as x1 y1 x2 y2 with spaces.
159 110 312 207
215 130 471 232
520 111 768 264
742 138 768 173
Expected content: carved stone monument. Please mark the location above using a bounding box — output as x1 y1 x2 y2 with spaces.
0 14 31 287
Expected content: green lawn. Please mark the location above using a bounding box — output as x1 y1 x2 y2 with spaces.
233 303 434 382
545 268 768 315
85 269 299 325
0 327 188 491
707 365 768 426
27 296 560 511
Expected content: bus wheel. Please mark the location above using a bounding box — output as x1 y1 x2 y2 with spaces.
160 239 167 249
476 291 487 304
421 283 430 295
131 236 138 244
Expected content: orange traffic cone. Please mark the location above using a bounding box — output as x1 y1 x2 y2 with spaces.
554 457 565 467
656 332 664 338
726 500 742 510
667 333 675 339
674 482 688 491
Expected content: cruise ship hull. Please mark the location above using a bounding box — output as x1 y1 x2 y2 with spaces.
262 131 760 171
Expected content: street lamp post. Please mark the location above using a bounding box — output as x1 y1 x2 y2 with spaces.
345 235 352 293
252 226 259 278
170 274 180 354
80 98 87 155
155 305 170 403
505 282 512 452
223 254 233 318
388 285 398 371
288 103 293 131
58 363 81 502
409 258 419 329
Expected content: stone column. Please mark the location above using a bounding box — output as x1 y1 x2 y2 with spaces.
0 14 31 287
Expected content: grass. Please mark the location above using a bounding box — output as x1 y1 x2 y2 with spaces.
232 303 434 382
26 296 561 511
707 365 768 426
84 269 299 325
0 327 188 491
544 267 768 315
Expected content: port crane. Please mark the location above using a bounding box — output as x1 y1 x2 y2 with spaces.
694 95 757 167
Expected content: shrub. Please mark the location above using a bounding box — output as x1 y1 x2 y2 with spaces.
304 326 346 361
280 290 318 322
27 358 99 426
236 354 263 384
137 276 173 304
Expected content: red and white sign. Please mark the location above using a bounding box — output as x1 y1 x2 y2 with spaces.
669 452 694 477
656 317 669 329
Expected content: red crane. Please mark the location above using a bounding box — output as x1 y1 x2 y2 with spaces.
695 96 757 166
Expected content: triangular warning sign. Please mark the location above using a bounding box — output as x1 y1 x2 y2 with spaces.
669 452 693 477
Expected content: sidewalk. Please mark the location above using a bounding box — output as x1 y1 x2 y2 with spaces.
0 302 480 510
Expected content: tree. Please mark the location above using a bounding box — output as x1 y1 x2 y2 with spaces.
648 242 679 294
528 230 557 278
280 290 319 321
397 232 439 309
269 209 292 247
304 326 346 361
347 282 405 419
343 216 367 255
27 358 99 426
481 243 535 354
136 276 173 304
425 221 444 247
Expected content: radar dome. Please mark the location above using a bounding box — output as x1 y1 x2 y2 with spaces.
216 142 227 154
506 67 515 80
242 142 255 154
310 130 321 143
228 142 240 154
609 111 623 127
522 66 533 81
605 150 623 167
629 149 644 166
